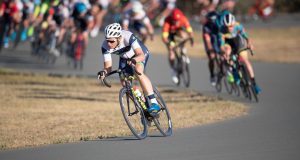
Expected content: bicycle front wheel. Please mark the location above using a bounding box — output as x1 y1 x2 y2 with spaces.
152 87 172 137
180 55 190 87
119 88 148 139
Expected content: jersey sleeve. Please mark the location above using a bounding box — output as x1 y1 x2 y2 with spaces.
237 23 249 39
101 44 112 62
162 19 171 39
182 16 193 33
128 33 140 50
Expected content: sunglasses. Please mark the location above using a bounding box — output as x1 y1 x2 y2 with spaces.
106 40 116 44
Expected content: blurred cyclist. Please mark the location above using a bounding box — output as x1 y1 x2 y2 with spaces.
0 0 20 48
248 0 275 21
219 13 261 94
122 1 154 43
202 11 221 86
70 2 90 51
98 23 161 117
196 0 219 24
146 0 176 27
162 8 194 84
220 0 237 12
89 0 111 38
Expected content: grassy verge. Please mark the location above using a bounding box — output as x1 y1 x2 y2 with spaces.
0 69 248 149
146 27 300 63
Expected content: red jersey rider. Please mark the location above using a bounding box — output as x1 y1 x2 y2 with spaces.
162 8 194 84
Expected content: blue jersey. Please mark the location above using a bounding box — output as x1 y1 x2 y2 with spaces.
219 22 248 46
202 21 221 53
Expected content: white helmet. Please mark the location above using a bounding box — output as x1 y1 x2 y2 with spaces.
223 13 236 27
132 1 143 13
104 23 122 38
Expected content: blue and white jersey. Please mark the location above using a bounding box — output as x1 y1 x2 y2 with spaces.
101 30 149 62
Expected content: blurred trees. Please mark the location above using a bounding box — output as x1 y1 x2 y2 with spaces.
275 0 300 12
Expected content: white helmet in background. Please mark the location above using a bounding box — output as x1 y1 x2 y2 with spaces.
104 23 122 38
132 1 143 13
223 13 236 26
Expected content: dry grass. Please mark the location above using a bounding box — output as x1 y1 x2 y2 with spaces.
146 27 300 63
0 69 247 149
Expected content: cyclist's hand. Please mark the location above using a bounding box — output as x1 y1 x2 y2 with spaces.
127 58 137 66
247 42 254 51
97 70 107 80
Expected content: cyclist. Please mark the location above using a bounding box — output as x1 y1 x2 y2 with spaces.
219 13 261 94
89 0 111 38
70 2 90 53
197 0 220 24
248 0 275 21
162 8 194 84
202 11 221 86
146 0 176 27
98 23 161 117
122 1 154 43
220 0 237 12
0 0 20 48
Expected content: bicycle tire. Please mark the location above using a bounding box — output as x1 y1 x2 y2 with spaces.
214 58 222 92
152 87 173 137
174 56 181 86
232 83 240 97
119 87 148 139
222 64 233 94
240 65 253 101
215 74 222 92
250 84 259 102
243 66 259 102
180 56 190 87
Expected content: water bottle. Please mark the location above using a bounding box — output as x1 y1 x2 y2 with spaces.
133 87 147 110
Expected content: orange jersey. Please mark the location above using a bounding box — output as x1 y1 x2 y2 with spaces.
162 15 193 38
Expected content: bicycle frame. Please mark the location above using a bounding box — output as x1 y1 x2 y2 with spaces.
171 37 193 87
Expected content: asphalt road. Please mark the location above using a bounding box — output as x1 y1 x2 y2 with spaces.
1 14 300 160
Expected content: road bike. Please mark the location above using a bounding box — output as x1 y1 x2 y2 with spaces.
100 50 172 139
214 53 234 94
230 48 259 102
172 38 193 88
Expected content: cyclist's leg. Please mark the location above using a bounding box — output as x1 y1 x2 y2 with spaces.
205 47 216 80
239 50 254 78
135 51 153 96
133 52 160 114
178 30 189 55
223 44 232 62
168 34 176 70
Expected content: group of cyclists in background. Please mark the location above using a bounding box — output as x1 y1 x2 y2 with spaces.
0 0 263 96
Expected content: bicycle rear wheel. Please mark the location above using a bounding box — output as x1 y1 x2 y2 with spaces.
250 84 259 102
214 58 222 92
119 88 148 139
152 87 172 137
